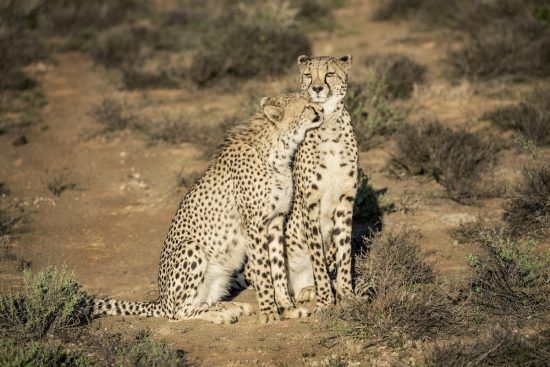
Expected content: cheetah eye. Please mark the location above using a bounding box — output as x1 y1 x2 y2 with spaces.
304 73 311 78
326 72 335 77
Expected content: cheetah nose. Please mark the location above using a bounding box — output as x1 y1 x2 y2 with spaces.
312 85 324 93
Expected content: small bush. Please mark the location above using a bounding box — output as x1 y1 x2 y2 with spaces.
338 285 459 347
424 328 550 367
0 267 90 338
47 171 78 197
371 0 424 20
346 74 408 150
364 54 426 99
504 165 550 238
354 230 435 299
0 27 48 91
328 231 460 346
0 201 24 237
115 330 188 367
89 97 138 134
89 24 153 69
483 87 550 146
392 121 496 203
189 2 311 85
449 17 550 80
465 225 549 316
0 337 91 367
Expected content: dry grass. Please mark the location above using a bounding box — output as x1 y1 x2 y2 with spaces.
504 165 550 238
392 121 496 203
483 87 550 146
424 328 550 367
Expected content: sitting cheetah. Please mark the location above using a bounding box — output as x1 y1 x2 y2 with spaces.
93 93 323 324
285 55 358 311
231 56 358 312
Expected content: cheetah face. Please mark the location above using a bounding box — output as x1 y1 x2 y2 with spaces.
260 93 324 133
297 55 352 105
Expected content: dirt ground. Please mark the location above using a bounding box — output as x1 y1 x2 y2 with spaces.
1 1 548 366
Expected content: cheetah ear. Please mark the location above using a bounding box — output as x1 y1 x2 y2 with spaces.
297 55 311 66
261 98 283 123
338 54 352 71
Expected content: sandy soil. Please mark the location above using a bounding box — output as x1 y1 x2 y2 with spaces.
1 1 548 366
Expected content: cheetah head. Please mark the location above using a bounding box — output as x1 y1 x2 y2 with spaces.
260 93 324 133
297 55 352 107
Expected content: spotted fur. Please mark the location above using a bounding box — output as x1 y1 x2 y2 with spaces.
285 55 357 311
232 56 358 312
92 93 323 324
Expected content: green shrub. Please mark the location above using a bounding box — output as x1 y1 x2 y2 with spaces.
115 330 188 367
0 267 90 338
0 338 90 367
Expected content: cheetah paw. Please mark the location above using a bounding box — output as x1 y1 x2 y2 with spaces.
231 302 255 316
282 307 310 319
210 312 238 325
259 311 281 324
296 286 316 303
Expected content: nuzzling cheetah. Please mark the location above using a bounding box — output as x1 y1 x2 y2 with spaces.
285 55 358 311
93 93 323 324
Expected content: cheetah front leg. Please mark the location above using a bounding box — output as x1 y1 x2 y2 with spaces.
332 199 355 300
266 215 309 320
303 203 336 312
246 226 280 323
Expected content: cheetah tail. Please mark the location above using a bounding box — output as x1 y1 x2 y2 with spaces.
91 297 163 318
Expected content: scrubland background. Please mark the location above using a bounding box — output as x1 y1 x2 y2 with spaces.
0 0 549 366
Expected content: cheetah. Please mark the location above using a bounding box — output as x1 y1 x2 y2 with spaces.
285 55 358 311
232 56 358 312
92 93 323 324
